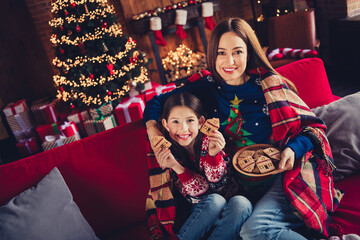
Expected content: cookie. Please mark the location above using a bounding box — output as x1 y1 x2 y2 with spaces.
256 156 276 173
263 147 281 161
237 156 255 173
238 150 255 159
200 118 220 135
151 136 172 150
253 149 264 160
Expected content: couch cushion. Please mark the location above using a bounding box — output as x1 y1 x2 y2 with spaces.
312 92 360 182
0 167 99 240
276 58 336 108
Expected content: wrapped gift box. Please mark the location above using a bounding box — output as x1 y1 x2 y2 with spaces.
2 99 28 117
6 111 35 133
42 134 80 151
145 83 176 102
115 96 145 126
84 115 117 136
128 81 156 97
30 98 52 124
60 121 80 140
4 100 36 142
36 123 61 142
66 110 90 138
39 101 59 124
89 103 113 120
16 137 41 157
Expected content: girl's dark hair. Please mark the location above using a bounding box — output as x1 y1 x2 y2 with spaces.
160 92 205 169
207 17 297 94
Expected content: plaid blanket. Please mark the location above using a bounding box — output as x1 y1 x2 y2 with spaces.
261 73 343 237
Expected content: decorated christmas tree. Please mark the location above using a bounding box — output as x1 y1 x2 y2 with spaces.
49 0 149 109
221 96 255 148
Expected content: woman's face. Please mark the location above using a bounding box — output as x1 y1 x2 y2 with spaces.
162 106 204 151
215 31 248 86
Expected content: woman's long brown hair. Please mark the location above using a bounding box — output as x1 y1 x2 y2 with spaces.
206 18 297 94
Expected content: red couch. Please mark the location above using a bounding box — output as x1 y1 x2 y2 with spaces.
0 58 359 239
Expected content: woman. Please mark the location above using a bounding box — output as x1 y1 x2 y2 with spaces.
144 18 342 239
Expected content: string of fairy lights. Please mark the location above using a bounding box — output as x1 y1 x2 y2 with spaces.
52 38 135 69
49 5 115 27
56 67 148 106
51 0 108 12
50 0 149 107
162 44 195 80
50 23 123 45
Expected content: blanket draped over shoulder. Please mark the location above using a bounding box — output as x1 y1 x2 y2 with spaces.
145 72 344 239
261 73 343 237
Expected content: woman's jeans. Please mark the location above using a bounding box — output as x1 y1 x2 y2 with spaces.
177 193 252 240
240 175 308 240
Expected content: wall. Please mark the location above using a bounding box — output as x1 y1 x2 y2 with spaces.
0 0 55 108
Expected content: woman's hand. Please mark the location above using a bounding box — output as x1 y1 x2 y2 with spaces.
207 130 226 157
155 148 184 174
278 147 295 173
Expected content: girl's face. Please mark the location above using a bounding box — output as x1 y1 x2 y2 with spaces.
162 106 204 150
215 31 248 86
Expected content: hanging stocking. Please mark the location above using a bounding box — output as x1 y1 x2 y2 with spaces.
175 10 187 39
202 2 216 30
150 17 167 46
268 48 318 60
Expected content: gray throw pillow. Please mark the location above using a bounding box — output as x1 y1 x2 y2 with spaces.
0 167 99 240
312 92 360 182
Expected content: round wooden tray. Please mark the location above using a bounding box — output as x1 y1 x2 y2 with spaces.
232 144 283 177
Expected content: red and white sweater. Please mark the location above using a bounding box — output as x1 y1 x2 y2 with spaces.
173 135 231 204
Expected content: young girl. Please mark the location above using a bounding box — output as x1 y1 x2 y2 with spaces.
148 92 252 240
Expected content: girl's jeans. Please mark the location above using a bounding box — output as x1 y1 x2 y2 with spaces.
240 175 308 240
177 193 252 240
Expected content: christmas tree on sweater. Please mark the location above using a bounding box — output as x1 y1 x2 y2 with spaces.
49 0 149 109
222 96 255 148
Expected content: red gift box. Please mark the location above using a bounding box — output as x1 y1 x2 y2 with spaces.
39 101 58 124
145 83 176 102
60 121 80 139
16 137 41 157
115 96 145 126
36 123 61 142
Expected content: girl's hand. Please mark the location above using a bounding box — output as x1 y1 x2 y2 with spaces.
155 148 184 174
146 120 163 151
278 147 295 173
207 130 226 157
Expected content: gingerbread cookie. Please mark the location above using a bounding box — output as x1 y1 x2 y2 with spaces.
237 156 256 173
253 149 264 160
256 156 276 173
151 136 172 150
263 147 281 161
200 118 220 135
238 150 255 159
